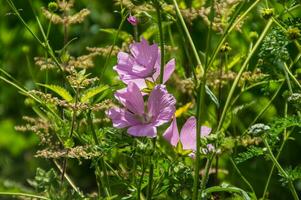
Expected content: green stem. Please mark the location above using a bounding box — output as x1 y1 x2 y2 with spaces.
53 160 84 197
146 137 157 200
88 111 111 197
172 0 203 75
248 81 284 129
138 157 146 200
200 154 215 196
283 62 301 90
261 134 286 199
230 157 256 196
207 0 261 71
155 1 165 84
217 19 273 131
262 54 301 199
0 192 49 200
193 73 207 200
262 138 299 200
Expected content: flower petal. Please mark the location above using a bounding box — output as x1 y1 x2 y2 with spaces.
163 117 179 146
201 126 212 137
130 38 159 69
153 58 175 83
147 84 176 126
180 116 197 151
115 82 145 115
106 108 132 128
127 124 157 137
163 59 175 83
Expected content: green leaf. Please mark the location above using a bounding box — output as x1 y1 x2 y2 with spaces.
38 84 73 102
234 146 264 164
80 85 109 102
268 116 301 137
203 184 251 200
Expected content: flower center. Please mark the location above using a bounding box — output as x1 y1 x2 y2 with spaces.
135 113 152 124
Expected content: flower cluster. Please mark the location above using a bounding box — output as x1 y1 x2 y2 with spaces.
107 37 212 155
107 38 176 137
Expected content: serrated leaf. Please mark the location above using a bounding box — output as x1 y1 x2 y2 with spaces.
38 84 73 102
267 116 301 137
234 146 264 164
80 85 109 102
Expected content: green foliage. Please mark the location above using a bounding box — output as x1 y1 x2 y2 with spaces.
234 146 265 164
80 85 109 103
28 168 83 200
267 116 301 138
259 27 289 64
282 166 301 183
37 84 73 102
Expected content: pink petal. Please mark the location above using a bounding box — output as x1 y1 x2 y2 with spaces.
153 58 176 84
147 85 176 126
163 117 179 146
106 108 135 128
115 82 145 115
127 124 157 137
201 126 212 137
180 116 197 151
163 59 175 83
130 38 159 69
179 118 213 151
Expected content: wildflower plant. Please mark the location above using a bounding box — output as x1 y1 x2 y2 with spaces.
1 0 301 200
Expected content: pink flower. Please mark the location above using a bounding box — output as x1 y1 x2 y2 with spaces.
163 117 213 154
127 15 138 26
107 82 176 137
114 38 175 89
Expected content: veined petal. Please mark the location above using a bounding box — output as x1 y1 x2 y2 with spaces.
163 117 179 147
148 84 176 126
106 108 132 128
153 58 175 84
180 116 197 151
130 38 159 69
127 124 157 137
115 82 145 115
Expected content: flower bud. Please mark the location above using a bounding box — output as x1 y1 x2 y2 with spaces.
286 27 301 40
261 8 274 19
220 42 231 53
48 2 58 12
127 15 138 26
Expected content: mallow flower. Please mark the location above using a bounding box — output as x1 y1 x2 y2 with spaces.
114 38 175 89
163 117 213 155
107 82 176 137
